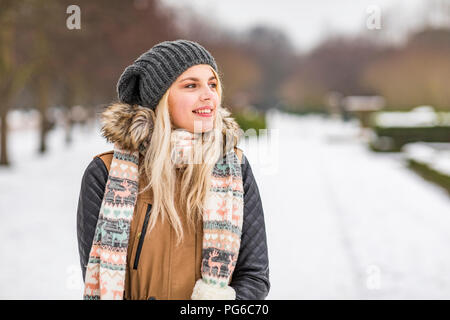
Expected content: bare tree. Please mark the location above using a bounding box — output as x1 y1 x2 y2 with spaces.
0 0 36 166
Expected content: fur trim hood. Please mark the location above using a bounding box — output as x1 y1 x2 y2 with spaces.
100 103 241 154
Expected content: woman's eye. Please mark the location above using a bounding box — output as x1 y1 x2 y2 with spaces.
184 83 217 89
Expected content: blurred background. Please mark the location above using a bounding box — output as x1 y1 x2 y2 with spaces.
0 0 449 299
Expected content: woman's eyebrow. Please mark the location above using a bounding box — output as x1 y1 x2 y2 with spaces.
179 76 216 82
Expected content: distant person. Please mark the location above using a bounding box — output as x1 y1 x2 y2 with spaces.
76 40 270 300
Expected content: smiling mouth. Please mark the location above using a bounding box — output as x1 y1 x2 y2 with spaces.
192 107 214 117
192 109 212 114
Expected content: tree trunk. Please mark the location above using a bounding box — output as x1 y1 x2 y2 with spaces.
37 75 50 154
65 109 73 146
0 109 10 166
63 83 75 146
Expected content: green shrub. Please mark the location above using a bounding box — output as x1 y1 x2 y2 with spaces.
407 159 450 196
370 126 450 152
232 111 267 135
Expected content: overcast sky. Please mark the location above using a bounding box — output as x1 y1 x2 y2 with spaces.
161 0 436 52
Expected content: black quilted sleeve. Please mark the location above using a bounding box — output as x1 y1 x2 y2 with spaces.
76 157 108 282
230 155 270 299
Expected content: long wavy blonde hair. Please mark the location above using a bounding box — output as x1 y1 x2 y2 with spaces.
137 66 230 245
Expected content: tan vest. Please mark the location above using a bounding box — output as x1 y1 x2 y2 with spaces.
95 149 242 300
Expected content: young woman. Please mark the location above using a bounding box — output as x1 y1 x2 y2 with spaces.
76 39 269 300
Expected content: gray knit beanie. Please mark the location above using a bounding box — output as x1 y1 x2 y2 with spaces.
116 39 218 110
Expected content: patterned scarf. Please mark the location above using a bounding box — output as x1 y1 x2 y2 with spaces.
83 130 244 300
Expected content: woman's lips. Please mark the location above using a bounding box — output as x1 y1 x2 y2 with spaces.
192 107 213 117
193 112 213 118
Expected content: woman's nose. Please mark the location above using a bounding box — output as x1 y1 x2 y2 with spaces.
199 84 214 100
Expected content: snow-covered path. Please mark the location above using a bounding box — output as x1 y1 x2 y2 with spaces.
250 111 450 299
0 111 449 299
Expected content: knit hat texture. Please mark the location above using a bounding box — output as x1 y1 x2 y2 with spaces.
116 39 218 110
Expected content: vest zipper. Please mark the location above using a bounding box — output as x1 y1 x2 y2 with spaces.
133 204 152 270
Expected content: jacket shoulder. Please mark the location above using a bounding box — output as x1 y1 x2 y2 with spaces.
93 150 114 172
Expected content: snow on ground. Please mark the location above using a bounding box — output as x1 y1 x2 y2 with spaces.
244 110 450 299
1 110 449 299
0 120 111 299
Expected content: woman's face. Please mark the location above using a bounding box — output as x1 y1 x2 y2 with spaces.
168 64 219 133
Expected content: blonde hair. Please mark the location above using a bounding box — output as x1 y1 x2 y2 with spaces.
138 67 226 245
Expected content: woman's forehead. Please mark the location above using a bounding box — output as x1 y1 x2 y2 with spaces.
178 64 216 81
